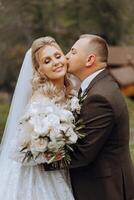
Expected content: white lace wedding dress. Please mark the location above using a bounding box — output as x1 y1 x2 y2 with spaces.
0 49 78 200
0 92 75 200
0 161 74 200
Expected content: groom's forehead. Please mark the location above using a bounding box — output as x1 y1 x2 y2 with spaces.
73 38 89 50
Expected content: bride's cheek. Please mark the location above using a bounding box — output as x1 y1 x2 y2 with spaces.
60 57 66 63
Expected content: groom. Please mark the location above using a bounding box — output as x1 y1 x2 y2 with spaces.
66 34 134 200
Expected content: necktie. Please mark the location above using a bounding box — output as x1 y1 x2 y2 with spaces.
78 88 82 98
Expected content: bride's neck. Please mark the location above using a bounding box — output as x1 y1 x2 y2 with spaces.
51 78 65 90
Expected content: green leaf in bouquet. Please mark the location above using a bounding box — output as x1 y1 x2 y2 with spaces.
79 94 87 104
34 152 41 160
66 144 74 152
20 146 28 153
22 151 33 163
77 130 87 138
75 118 84 125
47 155 56 164
75 124 85 131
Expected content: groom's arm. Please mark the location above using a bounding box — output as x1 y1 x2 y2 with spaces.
69 94 114 169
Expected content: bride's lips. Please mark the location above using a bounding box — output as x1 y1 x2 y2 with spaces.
53 65 64 72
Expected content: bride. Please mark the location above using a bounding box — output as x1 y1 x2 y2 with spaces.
0 36 76 200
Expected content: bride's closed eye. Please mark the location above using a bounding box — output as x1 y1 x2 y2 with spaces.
44 57 51 64
44 54 61 64
55 53 61 59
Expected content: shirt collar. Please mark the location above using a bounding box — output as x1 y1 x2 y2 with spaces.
81 69 104 95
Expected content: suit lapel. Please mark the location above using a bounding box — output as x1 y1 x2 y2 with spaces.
83 69 110 96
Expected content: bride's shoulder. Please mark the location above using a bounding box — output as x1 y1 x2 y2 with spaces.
28 90 50 106
30 90 49 103
22 90 52 116
31 90 44 100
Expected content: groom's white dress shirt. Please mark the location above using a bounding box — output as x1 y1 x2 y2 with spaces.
80 69 104 96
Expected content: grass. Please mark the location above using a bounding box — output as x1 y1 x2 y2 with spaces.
0 98 134 162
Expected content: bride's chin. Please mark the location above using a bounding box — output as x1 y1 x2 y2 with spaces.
49 74 65 82
56 70 67 77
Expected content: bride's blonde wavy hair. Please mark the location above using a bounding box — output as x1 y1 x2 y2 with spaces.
31 36 71 95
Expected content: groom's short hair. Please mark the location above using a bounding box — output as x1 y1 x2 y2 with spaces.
79 34 108 63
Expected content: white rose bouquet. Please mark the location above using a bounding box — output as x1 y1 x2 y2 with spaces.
11 95 82 167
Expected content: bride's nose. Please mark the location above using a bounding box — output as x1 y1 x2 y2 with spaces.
52 58 59 66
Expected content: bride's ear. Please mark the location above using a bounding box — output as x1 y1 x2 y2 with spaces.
85 54 95 67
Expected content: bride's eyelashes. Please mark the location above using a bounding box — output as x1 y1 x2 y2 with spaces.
44 53 62 64
55 53 61 59
44 58 51 64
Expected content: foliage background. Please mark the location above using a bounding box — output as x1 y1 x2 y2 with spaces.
0 0 134 161
0 0 134 93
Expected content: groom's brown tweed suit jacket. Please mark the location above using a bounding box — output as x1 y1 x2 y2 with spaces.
69 69 134 200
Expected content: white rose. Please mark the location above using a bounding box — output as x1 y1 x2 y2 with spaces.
70 96 81 113
66 128 78 144
48 141 65 152
59 123 70 133
49 128 63 142
59 123 74 134
30 137 49 153
44 106 54 114
59 109 75 123
29 115 51 136
18 120 34 143
46 114 60 128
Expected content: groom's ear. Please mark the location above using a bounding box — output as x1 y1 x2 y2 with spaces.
85 54 96 67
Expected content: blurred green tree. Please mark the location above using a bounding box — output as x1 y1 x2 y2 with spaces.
0 0 134 93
